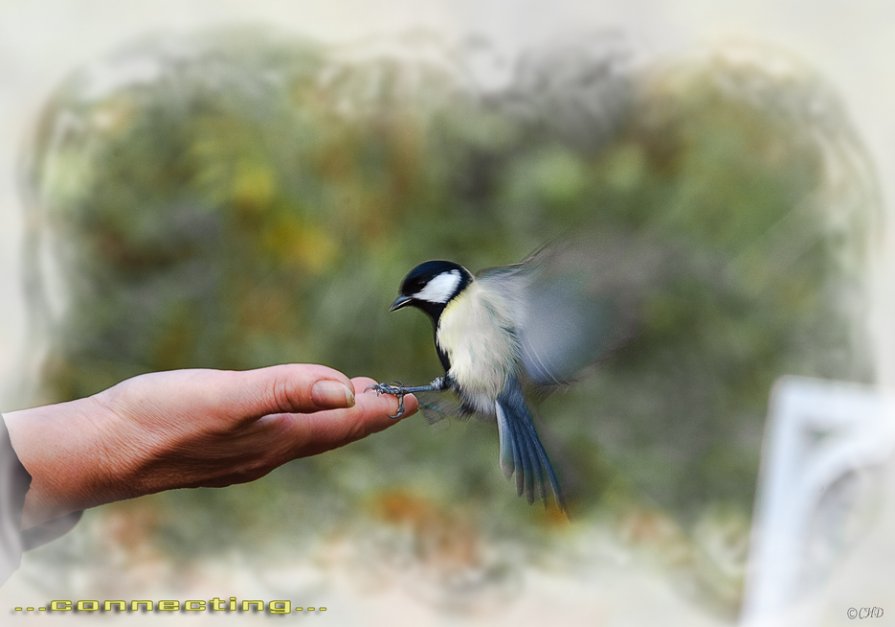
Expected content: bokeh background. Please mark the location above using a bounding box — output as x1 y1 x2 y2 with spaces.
1 2 893 626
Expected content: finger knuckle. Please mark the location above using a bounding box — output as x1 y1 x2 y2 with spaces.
270 374 305 414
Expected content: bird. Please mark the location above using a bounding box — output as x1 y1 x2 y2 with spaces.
372 234 675 512
372 250 606 514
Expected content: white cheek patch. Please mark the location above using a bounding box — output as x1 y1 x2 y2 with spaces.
415 270 462 304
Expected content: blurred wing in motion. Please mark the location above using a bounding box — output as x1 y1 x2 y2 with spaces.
413 390 469 425
479 232 675 386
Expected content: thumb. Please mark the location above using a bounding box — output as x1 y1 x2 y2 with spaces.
216 364 356 422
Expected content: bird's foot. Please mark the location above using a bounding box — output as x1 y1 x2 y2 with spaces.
367 382 408 419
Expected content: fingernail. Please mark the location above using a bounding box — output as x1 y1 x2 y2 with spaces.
311 380 355 408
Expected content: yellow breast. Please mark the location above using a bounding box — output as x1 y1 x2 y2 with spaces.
437 281 519 403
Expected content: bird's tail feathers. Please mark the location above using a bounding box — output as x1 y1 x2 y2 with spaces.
495 377 567 514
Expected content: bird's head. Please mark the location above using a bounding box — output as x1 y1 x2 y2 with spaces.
390 260 473 320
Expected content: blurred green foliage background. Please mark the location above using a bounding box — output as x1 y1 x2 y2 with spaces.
21 27 876 609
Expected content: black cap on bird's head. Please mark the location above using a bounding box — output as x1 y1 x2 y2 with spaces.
390 260 473 320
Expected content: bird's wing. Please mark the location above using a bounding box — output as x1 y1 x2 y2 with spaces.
412 390 471 425
478 233 664 386
495 375 566 512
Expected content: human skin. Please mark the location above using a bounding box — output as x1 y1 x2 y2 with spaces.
2 364 417 529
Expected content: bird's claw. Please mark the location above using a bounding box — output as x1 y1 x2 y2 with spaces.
367 382 407 419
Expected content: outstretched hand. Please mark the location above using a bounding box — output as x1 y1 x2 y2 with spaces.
3 364 417 528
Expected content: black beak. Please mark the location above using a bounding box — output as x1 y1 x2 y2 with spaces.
389 295 413 311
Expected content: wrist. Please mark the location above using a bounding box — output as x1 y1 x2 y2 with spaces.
4 396 121 528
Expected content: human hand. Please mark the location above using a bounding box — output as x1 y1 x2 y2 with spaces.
3 364 417 528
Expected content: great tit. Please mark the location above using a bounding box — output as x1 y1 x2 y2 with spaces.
373 235 689 513
373 255 581 513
